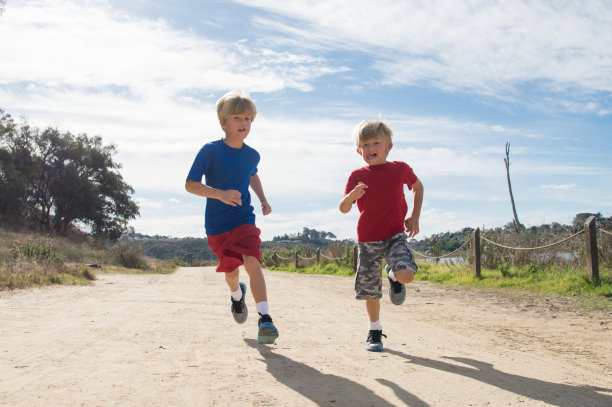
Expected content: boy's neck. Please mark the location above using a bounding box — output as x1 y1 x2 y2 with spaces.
368 160 388 167
222 137 244 149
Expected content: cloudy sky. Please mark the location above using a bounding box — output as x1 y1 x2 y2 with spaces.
1 0 611 241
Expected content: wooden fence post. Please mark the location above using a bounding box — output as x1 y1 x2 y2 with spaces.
473 228 481 278
294 251 299 268
273 250 277 266
584 216 599 282
353 244 358 272
316 248 320 264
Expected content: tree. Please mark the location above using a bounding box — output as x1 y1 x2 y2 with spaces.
0 110 30 224
0 110 139 240
504 142 523 232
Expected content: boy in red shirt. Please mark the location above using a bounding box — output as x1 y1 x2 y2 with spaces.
339 120 424 352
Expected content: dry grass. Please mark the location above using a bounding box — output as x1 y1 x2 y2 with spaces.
0 227 180 290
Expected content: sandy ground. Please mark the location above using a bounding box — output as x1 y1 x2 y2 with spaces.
0 267 611 407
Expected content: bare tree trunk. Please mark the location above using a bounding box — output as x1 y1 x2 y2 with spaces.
505 142 522 232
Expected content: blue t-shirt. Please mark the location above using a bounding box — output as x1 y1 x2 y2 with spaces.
187 139 259 235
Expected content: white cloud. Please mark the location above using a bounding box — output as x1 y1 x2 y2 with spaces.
541 184 576 190
0 0 343 99
240 0 612 112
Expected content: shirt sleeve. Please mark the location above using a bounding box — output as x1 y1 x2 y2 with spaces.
186 145 212 182
402 163 418 189
344 171 359 196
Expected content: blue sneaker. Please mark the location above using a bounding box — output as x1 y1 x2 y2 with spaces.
231 282 248 324
365 329 386 352
257 313 279 344
386 265 406 305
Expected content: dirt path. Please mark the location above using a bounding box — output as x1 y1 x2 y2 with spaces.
1 267 611 407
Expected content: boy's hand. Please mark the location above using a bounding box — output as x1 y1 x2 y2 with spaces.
219 189 242 206
261 201 272 216
348 182 368 201
404 217 420 238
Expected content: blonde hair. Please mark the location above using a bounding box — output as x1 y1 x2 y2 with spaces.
353 120 393 147
216 90 257 123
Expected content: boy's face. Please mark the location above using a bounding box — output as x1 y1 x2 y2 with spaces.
357 134 392 166
220 112 252 143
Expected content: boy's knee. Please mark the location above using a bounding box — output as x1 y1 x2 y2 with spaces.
395 268 415 284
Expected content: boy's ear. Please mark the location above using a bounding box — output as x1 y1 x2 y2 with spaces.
356 147 362 155
386 142 393 152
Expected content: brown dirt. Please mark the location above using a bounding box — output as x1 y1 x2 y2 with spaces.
1 267 611 406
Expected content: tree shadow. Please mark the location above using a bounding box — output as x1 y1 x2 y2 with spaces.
244 339 428 406
385 348 612 407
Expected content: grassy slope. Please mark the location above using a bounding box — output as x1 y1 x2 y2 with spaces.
0 227 180 290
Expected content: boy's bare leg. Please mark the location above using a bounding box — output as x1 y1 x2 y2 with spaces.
393 268 415 285
365 298 380 322
242 255 267 303
225 267 240 291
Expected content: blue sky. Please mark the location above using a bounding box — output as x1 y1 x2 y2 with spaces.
1 0 611 241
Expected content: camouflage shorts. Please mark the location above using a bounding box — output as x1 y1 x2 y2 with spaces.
355 232 418 300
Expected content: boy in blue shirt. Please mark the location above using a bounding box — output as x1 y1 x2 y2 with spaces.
185 90 279 344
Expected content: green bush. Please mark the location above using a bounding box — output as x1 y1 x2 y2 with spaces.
10 239 61 262
112 241 147 269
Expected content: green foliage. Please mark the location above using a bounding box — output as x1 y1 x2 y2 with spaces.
272 227 337 244
0 109 139 240
498 263 511 277
112 241 147 269
414 262 612 305
125 234 215 261
10 239 61 262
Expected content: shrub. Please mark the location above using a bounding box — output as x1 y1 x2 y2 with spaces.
112 241 147 269
10 239 61 262
498 263 511 277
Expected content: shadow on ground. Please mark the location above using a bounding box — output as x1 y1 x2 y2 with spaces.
245 339 429 406
385 348 612 407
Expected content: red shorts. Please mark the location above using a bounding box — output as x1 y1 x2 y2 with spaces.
207 224 262 273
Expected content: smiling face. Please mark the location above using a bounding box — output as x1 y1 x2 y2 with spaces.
357 134 392 166
220 113 252 146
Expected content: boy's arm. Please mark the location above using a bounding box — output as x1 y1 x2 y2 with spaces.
185 179 242 207
339 182 367 213
404 179 424 238
249 174 271 215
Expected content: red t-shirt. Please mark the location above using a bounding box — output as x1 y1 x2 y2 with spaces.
344 161 418 242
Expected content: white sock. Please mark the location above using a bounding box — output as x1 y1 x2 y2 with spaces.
230 288 243 301
369 320 383 331
256 301 269 315
387 269 398 282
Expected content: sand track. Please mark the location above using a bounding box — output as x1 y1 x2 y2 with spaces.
1 267 611 406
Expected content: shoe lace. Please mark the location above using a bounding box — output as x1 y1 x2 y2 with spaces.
390 279 403 293
259 313 273 324
367 330 387 343
231 298 244 313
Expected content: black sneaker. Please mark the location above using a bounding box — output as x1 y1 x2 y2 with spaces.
231 282 248 324
386 265 406 305
257 313 279 344
365 329 387 352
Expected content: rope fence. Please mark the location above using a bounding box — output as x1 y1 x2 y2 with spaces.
412 236 471 260
269 247 352 269
480 230 584 251
265 216 609 282
472 215 603 282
